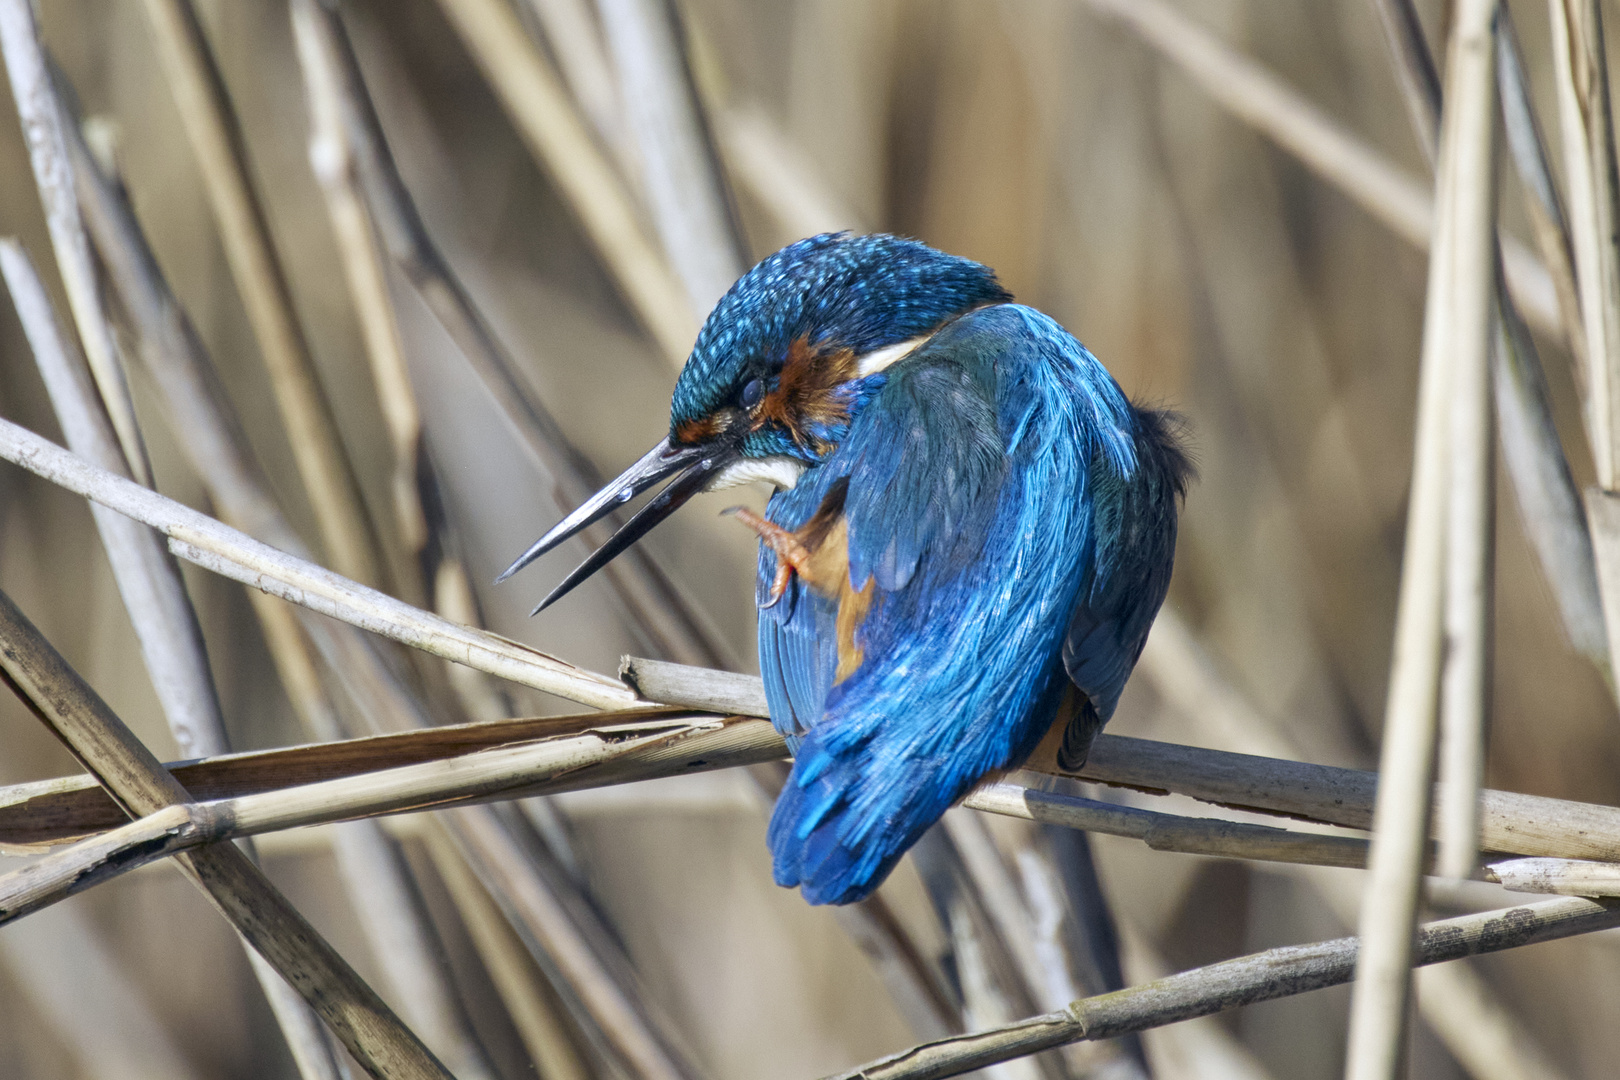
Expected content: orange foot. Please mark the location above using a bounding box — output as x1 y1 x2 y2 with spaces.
724 506 813 607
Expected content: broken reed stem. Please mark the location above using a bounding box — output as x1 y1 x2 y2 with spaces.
138 0 379 586
1346 7 1498 1078
0 719 1379 931
597 0 746 313
819 896 1620 1080
0 588 453 1080
0 0 150 484
1081 0 1558 340
0 417 636 710
432 0 698 366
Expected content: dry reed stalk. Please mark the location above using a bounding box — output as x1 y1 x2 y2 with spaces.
518 0 628 173
423 821 592 1080
308 0 734 668
1549 0 1620 489
1136 614 1571 1080
0 243 228 758
0 0 149 484
1345 5 1498 1076
1080 0 1557 340
0 417 635 708
622 656 1620 863
1498 6 1589 373
58 110 698 1066
1486 856 1620 895
1107 0 1608 679
0 240 353 1080
137 0 378 586
819 895 1620 1080
291 0 428 591
442 807 702 1080
1370 0 1601 705
432 0 698 365
33 703 1620 928
0 587 452 1080
712 106 865 239
1436 31 1500 887
596 0 746 313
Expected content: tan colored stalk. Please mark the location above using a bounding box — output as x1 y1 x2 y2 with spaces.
432 0 698 365
0 239 349 1080
596 0 746 313
1345 4 1498 1077
819 897 1620 1080
291 0 428 583
0 587 452 1080
443 807 702 1080
1080 0 1558 340
291 0 736 667
0 417 635 709
1549 0 1620 489
424 823 592 1080
138 0 378 584
0 0 149 483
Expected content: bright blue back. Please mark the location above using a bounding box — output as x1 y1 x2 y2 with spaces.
758 303 1187 904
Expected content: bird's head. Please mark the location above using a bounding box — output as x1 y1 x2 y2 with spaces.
498 232 1010 611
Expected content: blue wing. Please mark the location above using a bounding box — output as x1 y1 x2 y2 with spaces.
756 305 1183 905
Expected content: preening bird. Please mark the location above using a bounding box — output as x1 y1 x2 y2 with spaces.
499 233 1191 906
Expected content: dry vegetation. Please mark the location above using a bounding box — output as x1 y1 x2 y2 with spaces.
0 1 1619 1079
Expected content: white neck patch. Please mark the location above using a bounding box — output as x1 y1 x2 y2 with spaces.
856 332 932 375
707 455 808 492
702 332 934 494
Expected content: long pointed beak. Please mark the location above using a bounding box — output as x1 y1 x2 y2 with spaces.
496 436 738 614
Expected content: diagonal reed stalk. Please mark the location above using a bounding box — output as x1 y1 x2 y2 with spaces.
596 0 747 314
305 0 735 668
431 0 698 365
0 241 353 1080
58 64 695 1073
0 0 149 484
137 0 380 587
818 895 1620 1080
0 587 453 1080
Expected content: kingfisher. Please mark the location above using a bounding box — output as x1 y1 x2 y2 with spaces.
499 233 1190 906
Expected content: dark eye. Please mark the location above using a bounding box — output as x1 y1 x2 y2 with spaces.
740 378 764 409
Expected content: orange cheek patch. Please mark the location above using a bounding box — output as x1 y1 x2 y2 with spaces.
756 338 860 452
674 414 722 445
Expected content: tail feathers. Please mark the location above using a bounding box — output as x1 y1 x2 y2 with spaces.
769 731 956 906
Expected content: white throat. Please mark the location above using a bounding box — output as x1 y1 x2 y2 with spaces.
707 455 808 492
700 334 933 494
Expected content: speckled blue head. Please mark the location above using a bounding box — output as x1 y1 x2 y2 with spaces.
498 233 1011 612
670 233 1011 459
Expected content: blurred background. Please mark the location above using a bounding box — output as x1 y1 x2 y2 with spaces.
0 0 1617 1078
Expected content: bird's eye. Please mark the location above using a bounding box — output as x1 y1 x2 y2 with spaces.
740 378 764 409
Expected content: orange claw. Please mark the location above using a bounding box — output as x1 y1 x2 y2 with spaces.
724 506 813 607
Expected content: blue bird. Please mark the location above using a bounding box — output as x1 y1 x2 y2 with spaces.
499 233 1191 906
